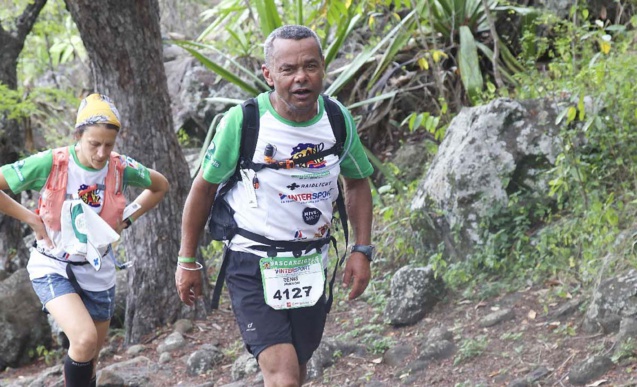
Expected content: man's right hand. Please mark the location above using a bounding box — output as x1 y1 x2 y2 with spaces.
175 263 203 306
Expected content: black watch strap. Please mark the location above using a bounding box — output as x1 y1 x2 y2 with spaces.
350 244 374 262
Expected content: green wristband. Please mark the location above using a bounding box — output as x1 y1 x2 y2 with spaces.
177 256 196 263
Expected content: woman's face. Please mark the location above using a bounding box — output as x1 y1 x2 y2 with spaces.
75 124 118 170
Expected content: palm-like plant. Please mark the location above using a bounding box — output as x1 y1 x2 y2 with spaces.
427 0 535 102
179 0 411 186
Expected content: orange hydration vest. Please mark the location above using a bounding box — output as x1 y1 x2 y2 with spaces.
38 147 127 231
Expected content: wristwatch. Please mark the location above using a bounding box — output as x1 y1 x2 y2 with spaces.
350 244 375 262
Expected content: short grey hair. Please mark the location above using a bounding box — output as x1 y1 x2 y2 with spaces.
264 25 323 66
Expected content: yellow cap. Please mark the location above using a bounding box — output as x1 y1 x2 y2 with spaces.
75 93 121 129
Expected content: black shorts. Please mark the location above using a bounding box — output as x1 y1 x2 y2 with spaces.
224 249 328 364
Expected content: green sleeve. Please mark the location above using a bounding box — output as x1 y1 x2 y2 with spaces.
202 104 242 184
120 155 152 188
0 150 53 193
339 108 374 179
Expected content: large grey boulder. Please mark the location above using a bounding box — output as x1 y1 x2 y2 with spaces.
411 98 561 259
0 269 52 370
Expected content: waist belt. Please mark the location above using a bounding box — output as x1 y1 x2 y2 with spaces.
237 229 331 258
34 242 113 297
211 228 344 313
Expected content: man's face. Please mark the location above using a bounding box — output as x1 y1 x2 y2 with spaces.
262 37 325 122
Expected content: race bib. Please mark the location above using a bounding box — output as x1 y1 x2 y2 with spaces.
260 253 325 310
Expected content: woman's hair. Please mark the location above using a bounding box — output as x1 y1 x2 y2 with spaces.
74 122 120 138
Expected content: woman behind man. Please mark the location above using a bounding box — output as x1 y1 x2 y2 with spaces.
0 93 169 387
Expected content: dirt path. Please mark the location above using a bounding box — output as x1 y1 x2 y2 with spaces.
2 287 636 386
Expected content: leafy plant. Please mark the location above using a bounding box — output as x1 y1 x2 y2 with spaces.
454 335 488 365
426 0 535 102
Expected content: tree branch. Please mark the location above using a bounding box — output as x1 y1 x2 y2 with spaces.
15 0 48 43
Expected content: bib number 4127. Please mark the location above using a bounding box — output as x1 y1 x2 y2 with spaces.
273 286 312 301
260 254 325 310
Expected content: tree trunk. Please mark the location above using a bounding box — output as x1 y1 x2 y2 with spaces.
0 0 47 271
63 0 203 344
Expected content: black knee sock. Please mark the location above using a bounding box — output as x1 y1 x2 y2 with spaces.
63 355 93 387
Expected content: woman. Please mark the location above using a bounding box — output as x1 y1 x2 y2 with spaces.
0 93 169 387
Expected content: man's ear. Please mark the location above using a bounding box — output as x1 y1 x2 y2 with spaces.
262 64 274 87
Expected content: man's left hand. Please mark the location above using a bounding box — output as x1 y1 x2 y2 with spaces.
342 252 371 300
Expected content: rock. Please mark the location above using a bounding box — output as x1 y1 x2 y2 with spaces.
0 269 52 370
568 355 614 385
384 265 444 326
583 269 637 334
159 352 172 364
186 344 224 376
174 318 194 334
548 298 583 320
479 309 515 327
411 98 562 259
382 343 413 367
157 331 186 353
99 356 157 386
126 344 146 356
427 327 453 342
96 369 126 387
230 353 259 381
418 340 456 361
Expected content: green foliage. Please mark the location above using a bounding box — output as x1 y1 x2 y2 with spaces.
19 0 86 84
374 181 429 270
0 84 37 121
400 103 447 141
611 337 636 363
433 5 637 292
426 0 535 102
27 344 61 365
454 335 488 365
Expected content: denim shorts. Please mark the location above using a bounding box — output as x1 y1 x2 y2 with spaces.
225 249 328 364
31 274 116 322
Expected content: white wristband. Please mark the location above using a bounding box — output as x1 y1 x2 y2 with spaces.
177 262 203 271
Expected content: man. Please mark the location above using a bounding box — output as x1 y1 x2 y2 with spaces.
175 25 374 387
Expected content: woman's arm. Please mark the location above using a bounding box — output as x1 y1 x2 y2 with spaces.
117 168 169 232
0 171 54 248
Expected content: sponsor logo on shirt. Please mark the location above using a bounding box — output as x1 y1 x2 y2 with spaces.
12 161 25 182
314 223 330 238
291 171 330 180
123 156 147 179
78 184 102 208
123 156 140 170
204 142 221 168
293 230 307 241
287 181 331 191
278 189 332 204
291 142 327 169
302 208 322 225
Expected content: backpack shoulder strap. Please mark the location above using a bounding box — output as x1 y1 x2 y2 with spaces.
322 94 346 157
217 97 260 198
108 151 126 194
48 146 70 189
239 97 260 168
